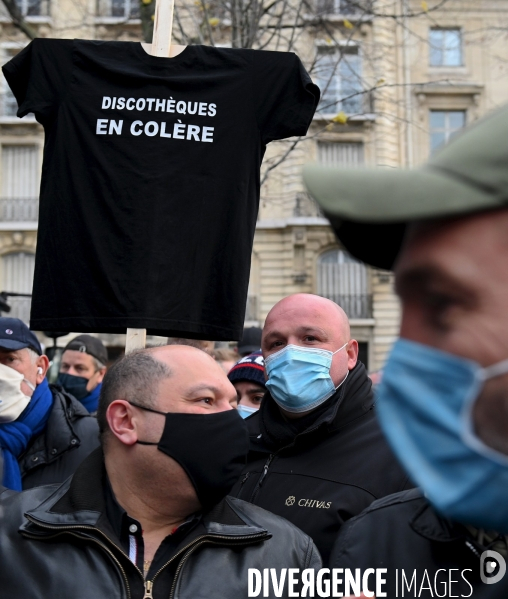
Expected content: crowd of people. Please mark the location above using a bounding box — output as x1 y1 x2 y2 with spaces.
0 102 507 599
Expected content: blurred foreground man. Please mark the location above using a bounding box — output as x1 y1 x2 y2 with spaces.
0 345 320 598
231 293 410 563
0 318 98 490
58 334 108 413
304 104 508 595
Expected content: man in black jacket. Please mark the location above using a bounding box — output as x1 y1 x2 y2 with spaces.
231 293 411 563
0 344 321 599
0 317 99 490
331 488 506 597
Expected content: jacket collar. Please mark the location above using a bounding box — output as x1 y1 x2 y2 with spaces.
409 496 468 543
20 448 269 541
253 361 374 452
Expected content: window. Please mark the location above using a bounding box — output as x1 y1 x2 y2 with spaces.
315 46 363 114
429 110 466 154
317 248 372 319
316 0 372 16
1 145 39 221
318 142 364 167
429 28 462 67
1 252 35 323
97 0 140 18
14 0 49 16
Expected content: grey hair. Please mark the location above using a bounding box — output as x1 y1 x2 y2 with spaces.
26 348 40 363
91 356 106 371
96 349 172 444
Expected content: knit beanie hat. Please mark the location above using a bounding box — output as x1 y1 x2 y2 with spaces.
228 351 266 387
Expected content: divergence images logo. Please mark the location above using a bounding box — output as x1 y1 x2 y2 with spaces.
285 496 296 506
480 550 506 585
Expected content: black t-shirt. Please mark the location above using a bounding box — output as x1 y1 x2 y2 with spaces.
3 40 319 339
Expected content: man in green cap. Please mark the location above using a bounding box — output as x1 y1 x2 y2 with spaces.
304 105 508 595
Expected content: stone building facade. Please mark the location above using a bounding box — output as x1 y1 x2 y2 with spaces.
0 0 506 367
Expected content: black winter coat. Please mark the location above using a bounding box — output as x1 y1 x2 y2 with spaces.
0 449 322 599
331 488 508 598
19 384 100 489
230 362 412 563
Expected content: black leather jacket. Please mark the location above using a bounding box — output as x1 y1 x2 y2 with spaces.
0 449 321 599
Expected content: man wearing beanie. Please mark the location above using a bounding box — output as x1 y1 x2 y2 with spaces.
228 351 266 418
0 318 99 490
58 334 108 413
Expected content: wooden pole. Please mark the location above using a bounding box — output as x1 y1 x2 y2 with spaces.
126 328 147 353
151 0 175 57
125 0 175 355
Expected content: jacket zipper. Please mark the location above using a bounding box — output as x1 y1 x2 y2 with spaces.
249 413 339 504
235 471 251 498
143 580 153 598
23 527 134 599
25 516 267 599
250 453 275 502
167 533 268 599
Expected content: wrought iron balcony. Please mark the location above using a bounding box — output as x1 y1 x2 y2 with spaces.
324 293 373 319
11 0 50 16
315 0 373 16
0 198 39 222
96 0 140 18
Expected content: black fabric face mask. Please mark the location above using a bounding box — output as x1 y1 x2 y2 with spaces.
57 372 90 400
132 404 249 510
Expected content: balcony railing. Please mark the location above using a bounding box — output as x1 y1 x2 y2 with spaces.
13 0 49 16
316 0 372 16
324 293 373 319
96 0 140 18
0 198 39 221
317 88 374 116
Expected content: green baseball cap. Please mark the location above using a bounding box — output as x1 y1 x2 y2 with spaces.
303 104 508 269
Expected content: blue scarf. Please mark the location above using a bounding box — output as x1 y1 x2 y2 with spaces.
80 382 102 413
0 378 53 491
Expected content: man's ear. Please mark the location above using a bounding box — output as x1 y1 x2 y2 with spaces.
36 355 50 385
106 400 139 446
347 339 359 370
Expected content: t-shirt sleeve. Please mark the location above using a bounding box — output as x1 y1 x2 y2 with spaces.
2 38 74 122
251 50 320 144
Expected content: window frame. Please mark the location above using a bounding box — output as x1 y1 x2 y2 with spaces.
95 0 140 21
316 247 372 320
429 27 463 67
428 109 467 155
314 42 364 116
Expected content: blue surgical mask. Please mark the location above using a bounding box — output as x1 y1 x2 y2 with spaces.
265 344 348 413
377 338 508 532
237 404 258 419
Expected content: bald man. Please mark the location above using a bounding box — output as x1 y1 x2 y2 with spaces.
231 293 411 563
0 345 321 598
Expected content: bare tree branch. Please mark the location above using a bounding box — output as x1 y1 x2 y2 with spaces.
0 0 37 39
